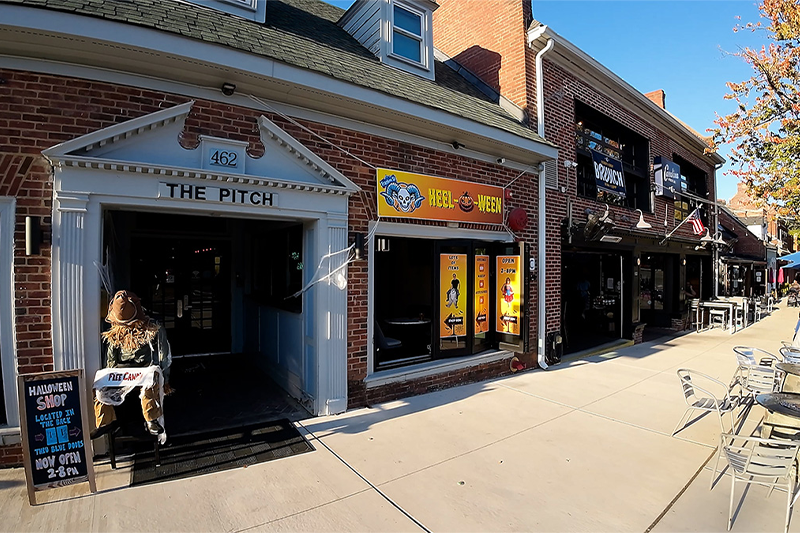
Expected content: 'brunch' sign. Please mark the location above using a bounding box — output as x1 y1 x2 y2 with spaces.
377 168 503 224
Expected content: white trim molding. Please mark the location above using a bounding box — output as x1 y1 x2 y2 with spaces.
0 197 19 429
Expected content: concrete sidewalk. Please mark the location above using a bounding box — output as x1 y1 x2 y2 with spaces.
1 304 798 532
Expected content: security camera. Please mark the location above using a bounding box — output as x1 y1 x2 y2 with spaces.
221 82 236 97
496 157 506 164
563 160 578 168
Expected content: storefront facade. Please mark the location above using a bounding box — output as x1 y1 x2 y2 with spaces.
0 0 557 464
432 0 725 355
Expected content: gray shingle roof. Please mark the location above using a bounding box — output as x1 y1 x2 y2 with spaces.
2 0 551 147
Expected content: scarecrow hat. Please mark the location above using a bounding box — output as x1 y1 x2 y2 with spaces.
106 290 147 325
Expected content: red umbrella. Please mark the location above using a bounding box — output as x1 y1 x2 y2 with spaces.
779 267 785 284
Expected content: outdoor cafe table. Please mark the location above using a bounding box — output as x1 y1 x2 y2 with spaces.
756 392 800 439
776 363 800 394
695 300 738 333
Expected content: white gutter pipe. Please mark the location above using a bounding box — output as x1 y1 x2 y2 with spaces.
534 32 554 370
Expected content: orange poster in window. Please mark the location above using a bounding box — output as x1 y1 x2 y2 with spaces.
474 255 489 334
496 255 521 335
377 168 504 225
440 253 467 338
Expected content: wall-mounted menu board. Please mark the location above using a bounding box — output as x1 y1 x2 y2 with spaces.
18 370 96 505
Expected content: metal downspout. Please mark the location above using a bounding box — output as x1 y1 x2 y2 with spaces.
535 36 554 370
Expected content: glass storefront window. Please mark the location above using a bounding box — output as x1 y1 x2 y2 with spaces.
373 237 523 370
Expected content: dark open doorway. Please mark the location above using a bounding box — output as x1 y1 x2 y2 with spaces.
103 210 312 437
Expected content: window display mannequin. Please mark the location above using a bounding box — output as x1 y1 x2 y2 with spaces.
91 290 172 438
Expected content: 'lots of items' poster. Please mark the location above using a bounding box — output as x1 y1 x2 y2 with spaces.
474 255 489 334
496 255 521 335
440 253 467 338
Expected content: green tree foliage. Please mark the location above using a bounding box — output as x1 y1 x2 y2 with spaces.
709 0 800 218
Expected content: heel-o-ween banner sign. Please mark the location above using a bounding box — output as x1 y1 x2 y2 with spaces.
496 255 521 335
440 254 467 338
377 168 503 225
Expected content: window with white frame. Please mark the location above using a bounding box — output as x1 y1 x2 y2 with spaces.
184 0 265 23
391 3 425 65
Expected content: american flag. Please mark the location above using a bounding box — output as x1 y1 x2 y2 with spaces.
687 208 705 235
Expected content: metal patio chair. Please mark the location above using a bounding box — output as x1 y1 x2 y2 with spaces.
733 346 781 367
736 364 780 404
780 347 800 365
673 369 738 438
717 433 800 533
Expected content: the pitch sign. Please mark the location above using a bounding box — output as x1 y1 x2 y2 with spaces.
18 370 96 505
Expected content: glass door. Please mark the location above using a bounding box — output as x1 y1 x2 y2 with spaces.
132 237 232 356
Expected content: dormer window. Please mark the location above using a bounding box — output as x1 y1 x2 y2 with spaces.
185 0 266 23
340 0 438 81
391 3 425 64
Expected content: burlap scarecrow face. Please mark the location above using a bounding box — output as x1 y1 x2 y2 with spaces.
106 290 147 326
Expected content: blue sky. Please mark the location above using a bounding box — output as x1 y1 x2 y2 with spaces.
322 1 768 201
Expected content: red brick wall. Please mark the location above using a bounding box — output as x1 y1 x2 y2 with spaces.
719 209 766 260
0 443 22 467
364 357 514 406
433 0 533 111
1 68 536 462
538 58 718 334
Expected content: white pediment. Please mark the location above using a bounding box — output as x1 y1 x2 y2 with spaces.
42 101 360 194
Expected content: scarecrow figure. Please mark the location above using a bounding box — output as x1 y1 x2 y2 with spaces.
91 290 172 439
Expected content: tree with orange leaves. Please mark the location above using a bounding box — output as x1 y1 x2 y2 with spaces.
709 0 800 220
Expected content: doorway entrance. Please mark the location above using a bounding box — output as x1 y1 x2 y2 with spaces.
103 210 312 433
562 251 626 354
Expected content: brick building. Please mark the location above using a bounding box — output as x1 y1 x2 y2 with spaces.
726 182 795 256
0 0 558 465
717 206 773 297
433 0 725 354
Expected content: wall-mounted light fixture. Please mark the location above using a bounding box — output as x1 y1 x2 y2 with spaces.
25 216 41 256
353 233 365 260
636 257 641 266
634 209 652 229
682 258 687 266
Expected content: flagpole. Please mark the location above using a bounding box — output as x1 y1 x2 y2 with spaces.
659 208 700 245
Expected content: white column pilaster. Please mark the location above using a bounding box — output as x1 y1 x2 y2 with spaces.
52 192 90 371
321 215 349 415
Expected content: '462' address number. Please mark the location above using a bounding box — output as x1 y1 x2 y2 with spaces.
210 150 238 167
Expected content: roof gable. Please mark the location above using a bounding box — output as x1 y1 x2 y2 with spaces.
43 101 360 194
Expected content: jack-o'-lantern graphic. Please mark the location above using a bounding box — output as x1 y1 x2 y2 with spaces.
458 192 474 212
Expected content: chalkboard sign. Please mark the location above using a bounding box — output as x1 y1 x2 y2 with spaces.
18 370 96 505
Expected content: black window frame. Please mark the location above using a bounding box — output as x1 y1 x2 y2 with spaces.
672 154 709 226
575 101 651 212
